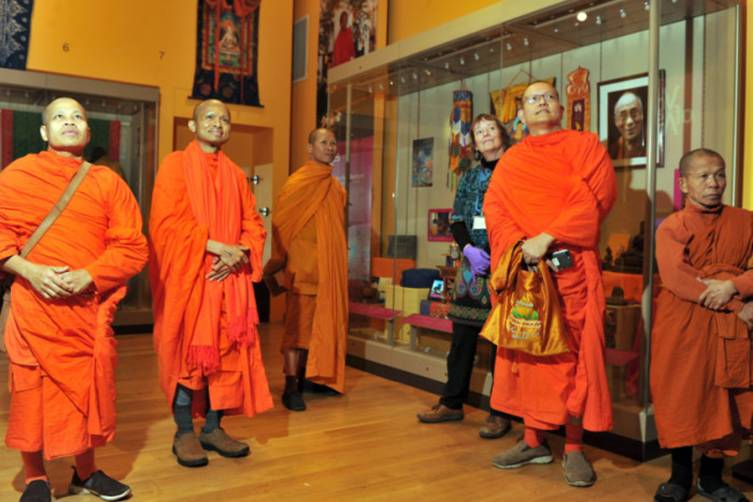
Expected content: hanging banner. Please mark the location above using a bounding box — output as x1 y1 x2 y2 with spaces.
316 0 378 127
566 66 591 132
449 90 473 175
0 0 34 70
191 0 262 107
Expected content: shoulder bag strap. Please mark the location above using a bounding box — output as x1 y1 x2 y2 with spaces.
19 161 92 258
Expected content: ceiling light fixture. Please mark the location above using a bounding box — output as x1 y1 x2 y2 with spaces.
576 11 587 22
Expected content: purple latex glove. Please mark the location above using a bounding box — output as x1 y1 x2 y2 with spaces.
463 244 491 276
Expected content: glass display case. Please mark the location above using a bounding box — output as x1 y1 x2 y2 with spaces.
328 0 742 460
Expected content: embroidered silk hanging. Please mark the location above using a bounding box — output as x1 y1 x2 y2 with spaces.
191 0 262 107
0 0 33 70
566 67 591 132
449 90 473 175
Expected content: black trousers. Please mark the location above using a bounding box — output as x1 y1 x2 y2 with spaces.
439 321 502 415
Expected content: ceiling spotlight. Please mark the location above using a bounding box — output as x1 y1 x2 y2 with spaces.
644 1 650 11
595 15 602 25
554 27 559 33
378 83 384 91
573 22 579 27
473 52 480 61
523 37 529 47
576 11 588 22
619 8 627 18
459 56 465 65
489 46 495 53
506 42 512 51
412 72 418 80
444 62 450 70
389 80 394 86
367 85 373 93
399 76 406 84
424 69 432 76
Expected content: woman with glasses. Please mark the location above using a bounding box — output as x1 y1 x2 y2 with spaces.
417 113 512 439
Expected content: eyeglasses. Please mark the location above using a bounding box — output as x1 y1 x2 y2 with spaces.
525 93 558 105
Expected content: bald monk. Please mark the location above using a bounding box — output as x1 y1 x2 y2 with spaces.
0 98 147 501
263 128 348 411
483 82 616 487
652 149 753 502
150 99 272 468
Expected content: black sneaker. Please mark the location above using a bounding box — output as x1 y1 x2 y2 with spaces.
69 469 131 501
300 380 340 395
282 390 306 411
20 480 51 502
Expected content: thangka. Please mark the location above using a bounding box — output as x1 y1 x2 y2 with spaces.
566 67 590 132
0 0 34 69
449 90 473 174
191 0 262 107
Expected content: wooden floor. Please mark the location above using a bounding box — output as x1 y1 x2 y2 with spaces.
0 323 750 501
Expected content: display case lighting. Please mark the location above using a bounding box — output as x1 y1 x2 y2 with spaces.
506 42 512 51
596 15 603 25
459 56 465 65
444 62 450 69
424 69 432 76
523 37 529 47
554 27 560 33
399 76 406 84
643 1 650 11
619 8 627 18
412 72 418 80
473 52 480 61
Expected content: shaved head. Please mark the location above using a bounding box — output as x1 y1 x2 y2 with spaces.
679 148 725 177
42 97 86 126
192 99 230 122
308 127 336 145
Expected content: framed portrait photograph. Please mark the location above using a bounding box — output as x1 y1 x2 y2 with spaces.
411 137 434 187
427 208 452 242
597 71 665 168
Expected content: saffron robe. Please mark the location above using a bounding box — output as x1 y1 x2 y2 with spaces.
483 129 616 431
149 141 272 416
264 160 348 393
0 151 148 459
652 204 753 450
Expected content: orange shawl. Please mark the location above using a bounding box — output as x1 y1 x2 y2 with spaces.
270 160 348 392
0 151 148 458
484 129 616 431
150 141 272 416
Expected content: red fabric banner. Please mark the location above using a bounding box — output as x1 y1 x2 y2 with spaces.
108 120 121 162
1 110 14 169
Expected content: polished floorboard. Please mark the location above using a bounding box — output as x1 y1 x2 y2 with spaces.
0 322 750 501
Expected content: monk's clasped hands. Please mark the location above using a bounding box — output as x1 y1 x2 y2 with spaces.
206 243 250 281
697 278 737 311
25 263 93 299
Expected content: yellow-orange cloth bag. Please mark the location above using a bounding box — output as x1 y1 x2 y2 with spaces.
480 241 569 356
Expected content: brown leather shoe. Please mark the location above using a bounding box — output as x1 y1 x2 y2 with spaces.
172 432 209 467
479 414 511 439
417 403 464 423
199 428 250 458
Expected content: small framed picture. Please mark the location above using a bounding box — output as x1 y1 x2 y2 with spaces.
427 208 453 242
429 279 445 300
597 71 665 168
411 137 434 187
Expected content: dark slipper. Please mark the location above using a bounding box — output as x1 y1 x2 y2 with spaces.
654 482 691 502
696 480 749 502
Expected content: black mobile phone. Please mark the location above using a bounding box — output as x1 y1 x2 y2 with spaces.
551 249 573 270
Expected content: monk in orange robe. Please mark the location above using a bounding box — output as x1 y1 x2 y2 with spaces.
0 98 147 501
652 149 753 502
150 99 272 468
263 128 348 411
483 82 616 487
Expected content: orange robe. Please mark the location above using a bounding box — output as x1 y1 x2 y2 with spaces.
0 151 148 459
150 141 272 416
483 129 616 431
652 204 753 450
264 160 348 393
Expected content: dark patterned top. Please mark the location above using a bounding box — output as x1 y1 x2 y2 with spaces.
450 159 495 252
448 158 497 326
